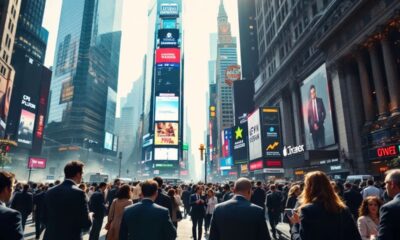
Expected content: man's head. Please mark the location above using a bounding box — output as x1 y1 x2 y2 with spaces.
141 180 159 201
0 171 15 203
113 178 121 188
153 176 163 190
344 182 352 190
23 184 29 192
367 179 374 186
98 182 107 192
385 169 400 198
310 85 317 100
256 181 262 187
233 178 252 200
270 184 276 192
224 184 230 192
64 161 84 184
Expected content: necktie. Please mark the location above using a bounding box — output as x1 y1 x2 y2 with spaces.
313 100 318 122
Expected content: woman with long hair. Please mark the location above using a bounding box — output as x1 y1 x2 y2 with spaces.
357 196 382 240
290 171 361 240
284 185 301 226
106 184 133 240
168 188 181 229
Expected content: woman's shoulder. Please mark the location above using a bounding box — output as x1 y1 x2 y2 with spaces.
357 215 370 223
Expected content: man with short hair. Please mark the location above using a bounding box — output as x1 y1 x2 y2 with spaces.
361 179 381 199
89 182 107 240
343 182 362 220
378 169 400 240
209 178 271 240
251 181 266 211
222 184 233 202
181 185 191 217
153 176 173 216
266 184 282 239
0 171 24 240
120 180 177 240
43 161 92 240
11 183 33 230
106 178 120 213
190 185 206 240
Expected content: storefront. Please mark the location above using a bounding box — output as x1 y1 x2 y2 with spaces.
367 144 400 178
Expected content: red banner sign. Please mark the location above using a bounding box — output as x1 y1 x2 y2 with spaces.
376 145 398 158
265 160 282 167
156 48 180 63
249 160 263 171
28 157 47 169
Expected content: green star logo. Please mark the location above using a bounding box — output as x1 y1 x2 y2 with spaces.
235 127 243 140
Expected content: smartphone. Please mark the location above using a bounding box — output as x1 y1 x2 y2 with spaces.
284 208 294 218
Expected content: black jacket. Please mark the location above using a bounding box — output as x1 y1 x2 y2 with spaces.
209 195 271 240
33 191 46 222
378 194 400 240
251 187 266 209
286 196 298 209
291 203 361 240
89 191 106 218
10 190 33 216
43 180 92 240
343 189 362 218
106 187 118 207
155 189 173 217
182 190 191 207
120 199 176 240
266 191 283 213
0 204 24 240
222 191 233 202
190 193 206 218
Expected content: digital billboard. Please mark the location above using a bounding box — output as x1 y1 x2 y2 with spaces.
160 3 179 18
221 128 232 157
104 132 113 150
156 48 180 64
28 157 47 169
261 108 282 158
220 157 233 170
113 135 118 152
155 122 178 145
163 19 176 29
249 160 263 171
0 81 12 134
225 65 241 86
18 109 35 146
155 63 180 93
300 64 335 150
232 123 248 165
155 95 179 121
154 148 178 160
158 29 179 48
248 109 262 160
233 80 255 124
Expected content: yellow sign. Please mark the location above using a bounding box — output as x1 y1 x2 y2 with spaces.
155 122 179 145
263 108 278 113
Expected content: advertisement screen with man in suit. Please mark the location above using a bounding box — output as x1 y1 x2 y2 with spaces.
300 64 335 150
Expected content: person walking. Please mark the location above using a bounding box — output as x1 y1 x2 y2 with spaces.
204 189 218 235
0 171 24 240
154 176 173 217
106 179 121 213
106 184 133 240
343 182 363 220
289 171 361 240
33 185 47 239
222 184 233 202
284 185 301 227
10 183 33 230
266 184 283 239
182 185 191 217
89 182 107 240
357 196 382 240
167 188 181 229
209 178 271 240
378 169 400 239
190 185 206 240
119 180 177 240
362 180 381 199
43 161 92 240
251 181 266 211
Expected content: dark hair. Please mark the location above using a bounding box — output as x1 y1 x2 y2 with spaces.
168 189 178 208
153 177 163 188
367 179 374 186
141 180 158 197
224 184 230 191
256 181 262 187
98 182 107 189
310 85 316 91
23 184 29 192
359 196 383 217
64 161 84 179
0 171 15 192
270 184 276 191
116 184 131 199
344 182 352 189
113 178 120 185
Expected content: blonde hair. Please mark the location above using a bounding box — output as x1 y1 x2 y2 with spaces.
298 171 346 214
288 185 300 197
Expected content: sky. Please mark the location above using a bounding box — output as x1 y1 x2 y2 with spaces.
42 0 240 180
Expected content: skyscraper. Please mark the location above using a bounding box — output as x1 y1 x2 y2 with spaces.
45 0 122 167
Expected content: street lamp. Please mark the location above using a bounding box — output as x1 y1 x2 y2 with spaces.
199 144 207 184
118 152 122 178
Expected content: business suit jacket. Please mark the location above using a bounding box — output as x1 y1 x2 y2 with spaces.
33 190 46 223
222 191 233 202
266 191 283 213
182 190 191 208
343 189 362 219
378 194 400 240
119 199 177 240
307 97 326 132
89 190 106 218
291 203 361 240
251 187 266 209
107 187 118 207
0 204 24 240
209 195 271 240
43 180 92 240
190 194 206 218
10 190 33 217
155 189 173 216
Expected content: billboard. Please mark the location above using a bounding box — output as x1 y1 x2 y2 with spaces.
232 123 248 165
18 109 35 146
249 160 263 171
163 19 176 29
248 109 262 160
158 29 179 48
156 48 180 64
113 135 118 152
155 122 178 145
261 108 282 158
104 132 113 150
28 157 47 169
220 157 233 170
225 65 241 86
221 128 232 157
155 95 179 121
233 80 255 124
160 3 179 18
155 63 180 93
300 64 335 150
154 148 178 160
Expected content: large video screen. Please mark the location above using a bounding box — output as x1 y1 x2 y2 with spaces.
221 128 232 157
0 82 12 133
155 63 180 93
156 48 180 64
18 109 36 147
155 95 179 121
232 123 249 165
248 109 262 160
104 132 113 150
154 148 178 161
155 122 179 145
159 29 179 48
300 64 335 150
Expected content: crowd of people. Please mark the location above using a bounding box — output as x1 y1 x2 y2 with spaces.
0 160 399 240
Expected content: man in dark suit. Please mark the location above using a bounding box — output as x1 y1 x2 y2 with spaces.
106 178 120 213
43 161 92 240
267 184 283 239
209 177 271 240
343 182 362 220
33 185 48 239
119 179 176 240
190 184 206 240
378 169 400 240
251 181 266 211
307 85 326 149
181 185 191 217
154 176 173 217
11 183 33 230
89 182 107 240
222 184 233 202
0 171 24 240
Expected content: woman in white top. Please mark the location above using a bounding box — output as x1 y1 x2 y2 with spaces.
204 189 218 234
357 196 383 240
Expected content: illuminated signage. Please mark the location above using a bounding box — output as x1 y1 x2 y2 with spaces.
160 3 179 17
224 65 241 86
18 109 35 147
104 132 113 150
155 96 179 121
159 29 179 48
330 165 342 171
154 148 178 161
265 160 282 167
295 170 305 175
377 146 398 158
28 157 46 169
156 48 180 64
249 160 263 171
232 124 248 165
21 95 36 110
283 145 305 157
155 163 174 168
241 164 248 174
248 109 262 160
154 122 178 145
220 157 233 170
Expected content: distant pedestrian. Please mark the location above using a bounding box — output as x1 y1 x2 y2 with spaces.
119 180 176 240
362 180 381 199
204 189 218 234
33 185 48 239
343 182 363 220
251 181 266 210
377 169 400 239
106 179 121 213
168 189 181 229
209 178 271 240
89 182 107 240
154 176 173 217
190 185 206 240
266 184 282 239
43 161 92 240
0 171 24 240
222 184 233 202
181 185 191 217
284 185 300 227
11 183 33 230
357 196 382 240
